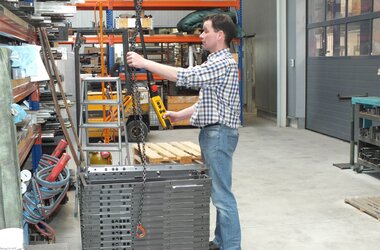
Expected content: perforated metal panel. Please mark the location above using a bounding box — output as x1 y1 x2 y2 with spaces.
80 165 210 250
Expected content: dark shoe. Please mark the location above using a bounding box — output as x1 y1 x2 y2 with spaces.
209 241 220 250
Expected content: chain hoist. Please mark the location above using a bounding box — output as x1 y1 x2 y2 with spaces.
127 0 173 239
126 0 148 239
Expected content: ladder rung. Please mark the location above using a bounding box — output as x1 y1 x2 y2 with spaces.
80 123 120 129
82 100 119 105
83 77 120 83
82 146 122 152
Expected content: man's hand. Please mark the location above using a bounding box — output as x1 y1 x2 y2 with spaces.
163 111 181 122
126 51 180 82
163 105 195 123
126 51 146 69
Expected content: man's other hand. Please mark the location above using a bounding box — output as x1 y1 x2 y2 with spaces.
163 111 181 122
126 51 146 69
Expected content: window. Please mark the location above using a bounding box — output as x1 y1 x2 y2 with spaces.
326 25 346 56
327 0 346 20
308 0 380 57
309 0 325 24
309 27 325 57
348 0 372 16
347 20 371 56
372 18 380 55
375 0 380 11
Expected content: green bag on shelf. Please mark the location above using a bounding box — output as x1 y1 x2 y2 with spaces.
176 8 244 38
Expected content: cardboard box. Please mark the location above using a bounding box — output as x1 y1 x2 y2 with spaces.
232 53 238 63
84 47 100 54
115 17 153 29
90 57 99 66
81 67 102 74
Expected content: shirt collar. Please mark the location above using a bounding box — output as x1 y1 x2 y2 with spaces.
207 48 230 60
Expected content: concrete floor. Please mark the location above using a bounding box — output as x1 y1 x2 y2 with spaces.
47 115 380 250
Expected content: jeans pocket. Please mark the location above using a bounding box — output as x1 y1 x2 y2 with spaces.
229 129 239 137
205 128 220 139
227 130 239 152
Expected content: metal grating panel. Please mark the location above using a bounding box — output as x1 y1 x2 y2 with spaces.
80 166 210 250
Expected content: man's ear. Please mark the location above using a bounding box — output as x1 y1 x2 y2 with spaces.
217 30 224 41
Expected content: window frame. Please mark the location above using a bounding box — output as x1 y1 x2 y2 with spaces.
307 0 380 58
371 17 380 55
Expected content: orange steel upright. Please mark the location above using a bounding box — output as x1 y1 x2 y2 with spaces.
98 2 111 143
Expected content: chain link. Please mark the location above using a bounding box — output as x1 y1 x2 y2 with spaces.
129 0 148 239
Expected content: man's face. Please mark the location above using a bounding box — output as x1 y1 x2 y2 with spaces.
200 20 219 53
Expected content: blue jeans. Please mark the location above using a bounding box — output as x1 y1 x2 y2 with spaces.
199 124 241 250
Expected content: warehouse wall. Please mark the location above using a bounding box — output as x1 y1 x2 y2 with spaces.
307 57 380 141
243 0 277 118
68 10 192 28
287 0 306 128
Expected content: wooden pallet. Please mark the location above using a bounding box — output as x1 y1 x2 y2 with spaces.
134 141 202 164
345 196 380 221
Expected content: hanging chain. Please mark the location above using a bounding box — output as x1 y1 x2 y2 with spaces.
128 0 148 239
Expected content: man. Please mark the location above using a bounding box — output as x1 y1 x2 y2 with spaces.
127 14 241 250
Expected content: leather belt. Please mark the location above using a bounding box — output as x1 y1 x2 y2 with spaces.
203 123 220 128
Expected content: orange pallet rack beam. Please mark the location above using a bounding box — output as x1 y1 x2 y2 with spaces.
59 34 202 44
119 73 165 81
75 0 240 10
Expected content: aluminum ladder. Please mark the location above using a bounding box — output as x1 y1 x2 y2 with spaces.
79 76 130 166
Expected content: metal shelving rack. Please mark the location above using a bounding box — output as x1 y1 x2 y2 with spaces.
66 0 241 62
74 0 240 10
60 34 203 44
74 1 241 249
1 5 43 169
13 77 41 166
69 0 242 123
12 78 41 166
352 97 380 173
0 3 41 240
0 3 35 43
63 0 241 52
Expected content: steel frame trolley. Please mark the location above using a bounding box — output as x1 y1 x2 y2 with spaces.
80 164 211 249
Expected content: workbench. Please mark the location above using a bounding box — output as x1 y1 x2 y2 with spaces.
352 96 380 173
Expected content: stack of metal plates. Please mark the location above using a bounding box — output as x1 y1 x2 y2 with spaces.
80 164 211 250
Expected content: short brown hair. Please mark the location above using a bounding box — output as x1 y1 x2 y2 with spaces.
203 14 236 46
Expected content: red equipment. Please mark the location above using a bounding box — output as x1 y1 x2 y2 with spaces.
46 153 71 182
51 139 68 158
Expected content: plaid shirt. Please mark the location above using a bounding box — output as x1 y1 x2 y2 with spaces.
176 48 241 128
